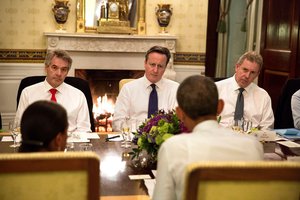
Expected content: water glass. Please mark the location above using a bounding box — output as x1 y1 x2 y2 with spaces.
121 119 131 148
9 120 20 148
79 143 93 151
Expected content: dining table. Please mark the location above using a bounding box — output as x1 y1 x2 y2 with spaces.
0 130 293 200
0 131 152 200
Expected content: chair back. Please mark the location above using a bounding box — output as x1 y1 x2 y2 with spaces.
16 76 95 132
274 78 300 128
119 79 135 91
0 152 100 200
0 112 2 129
183 161 300 200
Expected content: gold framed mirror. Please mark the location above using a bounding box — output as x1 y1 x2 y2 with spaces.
76 0 146 34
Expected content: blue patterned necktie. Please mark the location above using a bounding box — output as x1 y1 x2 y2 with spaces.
148 84 158 118
234 88 245 120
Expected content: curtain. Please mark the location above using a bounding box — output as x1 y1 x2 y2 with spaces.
215 0 231 77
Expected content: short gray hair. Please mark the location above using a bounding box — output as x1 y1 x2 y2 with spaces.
236 51 263 70
44 49 72 69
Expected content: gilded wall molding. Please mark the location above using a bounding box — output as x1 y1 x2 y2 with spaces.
0 49 46 63
174 52 205 65
0 49 205 65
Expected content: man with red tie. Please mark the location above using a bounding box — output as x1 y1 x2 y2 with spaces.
16 49 91 132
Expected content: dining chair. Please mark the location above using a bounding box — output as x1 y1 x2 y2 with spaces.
0 151 100 200
183 161 300 200
16 76 95 132
0 112 2 129
274 78 300 129
119 78 135 91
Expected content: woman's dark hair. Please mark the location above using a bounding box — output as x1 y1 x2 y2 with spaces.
19 100 68 152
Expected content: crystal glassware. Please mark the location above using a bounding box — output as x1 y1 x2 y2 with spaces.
9 120 20 148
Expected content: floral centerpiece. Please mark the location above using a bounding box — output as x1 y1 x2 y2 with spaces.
129 110 188 168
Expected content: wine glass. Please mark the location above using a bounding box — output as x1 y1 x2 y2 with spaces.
9 120 20 148
121 119 131 148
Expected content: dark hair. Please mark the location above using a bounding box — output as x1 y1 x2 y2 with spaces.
236 51 263 70
145 45 171 66
44 49 72 69
176 75 219 120
19 100 68 152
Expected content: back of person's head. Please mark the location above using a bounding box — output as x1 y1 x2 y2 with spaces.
237 51 263 70
19 100 68 152
177 75 219 120
44 49 73 69
145 45 171 65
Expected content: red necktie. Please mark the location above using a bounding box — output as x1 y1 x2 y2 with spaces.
49 88 57 102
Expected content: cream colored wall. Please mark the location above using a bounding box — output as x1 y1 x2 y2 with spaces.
0 0 207 52
146 0 208 52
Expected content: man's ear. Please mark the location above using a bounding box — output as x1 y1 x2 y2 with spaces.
217 99 224 115
176 106 184 121
54 132 64 150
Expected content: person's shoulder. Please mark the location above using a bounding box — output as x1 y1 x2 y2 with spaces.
162 78 179 88
162 132 191 148
63 82 84 95
292 89 300 97
226 130 261 144
250 83 271 96
215 77 231 86
122 77 143 89
23 81 44 91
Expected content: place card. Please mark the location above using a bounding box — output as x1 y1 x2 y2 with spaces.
277 140 300 148
151 170 157 178
84 132 100 139
1 135 21 142
144 179 156 198
252 130 276 142
1 136 13 142
128 174 151 180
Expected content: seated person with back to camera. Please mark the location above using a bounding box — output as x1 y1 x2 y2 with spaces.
19 100 68 152
152 75 264 200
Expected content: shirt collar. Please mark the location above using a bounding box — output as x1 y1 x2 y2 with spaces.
44 79 65 93
142 75 164 89
232 74 255 93
192 120 220 133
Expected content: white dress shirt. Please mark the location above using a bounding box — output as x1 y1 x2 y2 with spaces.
16 80 91 132
216 76 274 130
291 89 300 128
152 120 264 200
112 75 179 131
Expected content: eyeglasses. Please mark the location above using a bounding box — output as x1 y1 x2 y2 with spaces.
49 65 69 73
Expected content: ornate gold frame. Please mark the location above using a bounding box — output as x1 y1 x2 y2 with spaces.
76 0 146 34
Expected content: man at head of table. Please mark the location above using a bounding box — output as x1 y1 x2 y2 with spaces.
112 45 179 131
15 49 91 133
215 51 274 130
